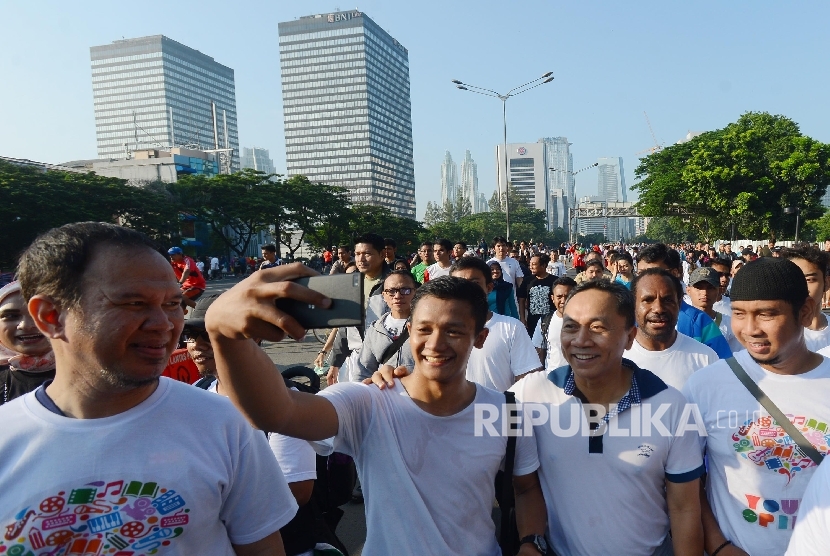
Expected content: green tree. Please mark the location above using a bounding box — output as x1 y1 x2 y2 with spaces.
633 112 830 241
0 161 178 268
348 204 426 256
644 217 696 244
278 175 351 257
173 169 282 257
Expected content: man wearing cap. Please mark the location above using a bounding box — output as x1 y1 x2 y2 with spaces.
759 239 775 258
686 266 742 352
0 223 297 555
623 268 719 390
683 257 830 556
168 246 206 308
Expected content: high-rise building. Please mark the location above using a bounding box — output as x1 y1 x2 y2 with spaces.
496 142 547 211
459 150 481 214
90 35 239 170
278 11 416 219
594 157 629 241
241 147 276 174
440 151 458 206
540 137 574 230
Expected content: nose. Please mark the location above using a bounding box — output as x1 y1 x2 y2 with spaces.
19 311 38 332
144 304 178 332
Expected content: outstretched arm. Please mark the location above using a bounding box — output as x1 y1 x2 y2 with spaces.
206 263 339 440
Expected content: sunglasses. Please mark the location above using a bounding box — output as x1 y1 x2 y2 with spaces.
383 287 413 296
182 328 210 343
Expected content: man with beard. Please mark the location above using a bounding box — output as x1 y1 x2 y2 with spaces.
0 222 296 555
624 269 718 390
683 257 830 555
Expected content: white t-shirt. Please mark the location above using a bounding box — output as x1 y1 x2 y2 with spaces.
682 351 830 555
319 381 539 556
487 256 524 286
511 368 704 555
467 312 541 392
425 262 451 280
785 451 830 555
0 378 297 555
547 260 566 277
713 296 732 316
210 257 219 270
196 260 205 273
804 322 830 352
624 333 719 391
383 316 408 337
531 313 567 371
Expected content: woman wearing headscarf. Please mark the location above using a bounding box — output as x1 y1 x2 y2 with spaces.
0 281 56 406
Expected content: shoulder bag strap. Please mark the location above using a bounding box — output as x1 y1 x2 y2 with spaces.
725 357 824 465
500 390 518 555
379 327 410 367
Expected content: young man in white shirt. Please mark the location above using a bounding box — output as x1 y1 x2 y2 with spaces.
424 238 453 281
780 245 830 352
532 277 577 371
487 235 524 291
682 257 830 556
207 267 548 556
686 266 743 352
449 257 542 392
0 223 295 556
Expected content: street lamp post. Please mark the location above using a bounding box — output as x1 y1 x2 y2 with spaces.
550 162 599 243
452 73 554 241
784 207 800 243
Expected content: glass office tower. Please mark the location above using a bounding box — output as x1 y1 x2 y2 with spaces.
278 11 416 219
90 35 239 170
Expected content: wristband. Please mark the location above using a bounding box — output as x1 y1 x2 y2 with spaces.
711 540 731 556
318 350 329 355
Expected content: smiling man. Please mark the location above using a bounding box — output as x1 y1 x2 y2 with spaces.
683 257 830 556
0 222 297 555
207 271 548 556
510 280 704 555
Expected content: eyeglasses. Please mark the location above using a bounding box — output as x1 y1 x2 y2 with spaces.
383 287 413 296
183 329 210 343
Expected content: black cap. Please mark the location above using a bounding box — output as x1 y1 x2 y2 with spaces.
183 294 221 330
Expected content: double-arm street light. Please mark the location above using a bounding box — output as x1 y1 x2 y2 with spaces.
452 72 555 241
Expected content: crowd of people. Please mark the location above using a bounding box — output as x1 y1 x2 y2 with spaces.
2 222 830 555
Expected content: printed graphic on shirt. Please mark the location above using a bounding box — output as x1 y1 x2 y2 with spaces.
527 285 551 316
732 414 830 483
1 479 190 555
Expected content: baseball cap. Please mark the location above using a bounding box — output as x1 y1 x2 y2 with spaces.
732 259 744 269
689 267 719 288
183 294 221 330
168 246 183 255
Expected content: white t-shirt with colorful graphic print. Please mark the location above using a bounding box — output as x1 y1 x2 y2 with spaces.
683 351 830 555
0 378 297 555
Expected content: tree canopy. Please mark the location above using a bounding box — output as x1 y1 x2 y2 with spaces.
633 112 830 241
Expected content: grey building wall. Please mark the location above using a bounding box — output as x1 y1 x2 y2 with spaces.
278 11 416 218
241 147 276 174
90 35 239 170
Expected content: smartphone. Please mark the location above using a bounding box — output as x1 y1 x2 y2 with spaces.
275 273 365 329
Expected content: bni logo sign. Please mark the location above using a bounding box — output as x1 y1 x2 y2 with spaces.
517 147 527 155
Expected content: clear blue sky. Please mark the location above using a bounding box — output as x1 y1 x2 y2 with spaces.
3 1 829 219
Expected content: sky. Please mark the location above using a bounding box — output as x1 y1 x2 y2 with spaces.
3 1 830 220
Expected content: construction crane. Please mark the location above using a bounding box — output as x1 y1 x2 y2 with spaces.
636 111 665 156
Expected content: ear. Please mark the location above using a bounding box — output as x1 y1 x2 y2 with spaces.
824 274 830 294
28 295 68 341
800 297 817 327
486 281 494 294
624 324 638 351
473 326 489 349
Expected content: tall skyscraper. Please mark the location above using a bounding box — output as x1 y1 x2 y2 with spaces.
278 11 416 219
595 157 629 241
496 143 547 212
459 150 481 214
90 35 239 170
540 137 574 230
440 151 458 206
241 147 276 174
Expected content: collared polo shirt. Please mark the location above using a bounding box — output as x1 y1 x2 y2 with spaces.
510 359 705 556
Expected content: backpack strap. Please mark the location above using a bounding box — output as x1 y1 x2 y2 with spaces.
500 390 518 555
540 312 555 349
194 376 216 390
379 327 410 367
725 357 824 465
